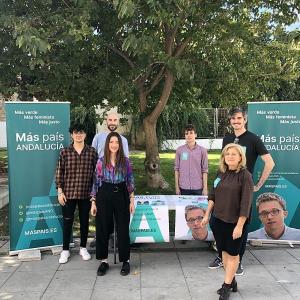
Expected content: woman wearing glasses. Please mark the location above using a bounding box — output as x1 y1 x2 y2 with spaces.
201 143 253 300
90 132 135 276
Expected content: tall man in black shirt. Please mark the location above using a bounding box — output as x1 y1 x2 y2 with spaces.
209 107 275 275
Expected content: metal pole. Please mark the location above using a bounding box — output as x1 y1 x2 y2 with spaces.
113 215 117 264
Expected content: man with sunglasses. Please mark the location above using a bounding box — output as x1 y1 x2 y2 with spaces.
248 193 300 240
209 107 275 275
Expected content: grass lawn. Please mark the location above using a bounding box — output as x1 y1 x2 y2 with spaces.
0 150 221 237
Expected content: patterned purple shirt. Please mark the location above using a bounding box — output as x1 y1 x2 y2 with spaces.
91 157 134 197
174 143 208 190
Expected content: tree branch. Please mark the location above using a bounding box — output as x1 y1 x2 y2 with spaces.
105 44 135 69
173 37 191 57
148 69 175 123
145 66 166 95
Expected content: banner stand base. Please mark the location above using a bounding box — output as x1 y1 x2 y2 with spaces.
18 249 41 261
51 246 63 255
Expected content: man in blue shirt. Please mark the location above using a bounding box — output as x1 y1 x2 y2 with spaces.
92 111 129 157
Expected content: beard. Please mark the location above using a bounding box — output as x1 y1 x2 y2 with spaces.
108 125 117 132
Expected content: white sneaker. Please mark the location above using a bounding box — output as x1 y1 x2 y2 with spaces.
79 247 91 261
59 250 70 264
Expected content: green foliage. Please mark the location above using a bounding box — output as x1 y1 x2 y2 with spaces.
70 104 98 145
157 104 213 144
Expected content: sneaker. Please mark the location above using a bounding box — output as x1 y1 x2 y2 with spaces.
97 262 109 276
235 262 244 276
79 247 91 261
208 256 223 269
59 250 70 264
120 262 130 276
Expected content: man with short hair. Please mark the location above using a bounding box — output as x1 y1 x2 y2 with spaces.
248 192 300 240
56 123 98 264
180 205 214 241
90 111 129 248
174 124 208 196
209 107 275 275
92 111 129 157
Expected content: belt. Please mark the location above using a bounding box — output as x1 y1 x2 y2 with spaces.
102 182 125 193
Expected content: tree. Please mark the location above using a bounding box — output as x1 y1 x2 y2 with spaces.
0 0 299 188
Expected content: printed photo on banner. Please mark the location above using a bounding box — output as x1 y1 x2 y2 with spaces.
174 196 214 241
129 195 169 243
248 192 300 241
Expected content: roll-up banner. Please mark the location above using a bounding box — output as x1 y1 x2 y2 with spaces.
248 101 300 242
5 102 70 254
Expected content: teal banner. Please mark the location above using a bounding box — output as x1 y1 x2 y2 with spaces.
248 102 300 241
5 102 70 253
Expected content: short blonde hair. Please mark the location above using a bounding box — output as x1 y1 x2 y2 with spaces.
219 143 246 173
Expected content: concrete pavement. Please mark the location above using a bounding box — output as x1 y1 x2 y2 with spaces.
1 240 300 299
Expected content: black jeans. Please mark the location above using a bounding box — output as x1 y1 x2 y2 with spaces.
180 188 203 195
96 182 130 262
62 199 91 250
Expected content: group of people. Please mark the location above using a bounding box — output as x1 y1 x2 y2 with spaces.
174 107 275 300
55 106 294 300
55 112 134 276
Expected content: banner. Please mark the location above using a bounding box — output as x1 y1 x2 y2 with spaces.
5 102 70 253
129 195 170 243
174 196 213 241
129 195 210 243
248 101 300 242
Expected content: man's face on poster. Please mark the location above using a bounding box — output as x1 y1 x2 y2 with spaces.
258 200 287 235
186 208 207 240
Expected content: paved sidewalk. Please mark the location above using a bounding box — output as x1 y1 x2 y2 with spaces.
0 240 300 300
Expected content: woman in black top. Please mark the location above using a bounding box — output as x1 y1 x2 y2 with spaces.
201 143 253 300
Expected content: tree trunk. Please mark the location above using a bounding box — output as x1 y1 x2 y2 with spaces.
143 117 169 189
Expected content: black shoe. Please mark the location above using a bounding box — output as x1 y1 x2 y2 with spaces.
120 262 130 276
97 262 109 276
218 283 231 300
217 278 237 294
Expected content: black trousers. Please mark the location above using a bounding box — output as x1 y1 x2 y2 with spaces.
96 182 130 262
62 199 91 250
180 188 203 195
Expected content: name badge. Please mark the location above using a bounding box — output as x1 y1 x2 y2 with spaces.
181 152 189 160
214 177 221 188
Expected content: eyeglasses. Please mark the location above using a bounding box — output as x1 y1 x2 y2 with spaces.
233 137 239 144
258 208 282 219
187 216 203 224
